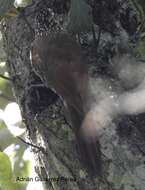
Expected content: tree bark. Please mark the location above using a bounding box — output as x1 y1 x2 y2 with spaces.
1 0 145 190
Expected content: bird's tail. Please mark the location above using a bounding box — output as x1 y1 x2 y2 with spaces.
76 127 101 176
68 103 102 176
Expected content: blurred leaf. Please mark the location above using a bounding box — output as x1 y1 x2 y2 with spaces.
0 152 16 190
0 128 16 150
13 144 30 189
0 120 6 129
0 63 7 74
0 78 14 109
13 144 27 174
67 0 93 34
21 160 31 176
14 0 32 8
0 0 15 17
16 160 31 184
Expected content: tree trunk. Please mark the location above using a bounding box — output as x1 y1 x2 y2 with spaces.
1 0 145 190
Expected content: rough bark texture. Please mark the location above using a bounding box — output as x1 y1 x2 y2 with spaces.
1 0 145 190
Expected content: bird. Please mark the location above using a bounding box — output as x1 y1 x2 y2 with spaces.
31 32 101 176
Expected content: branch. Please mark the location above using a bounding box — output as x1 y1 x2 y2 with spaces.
17 136 46 153
0 74 12 81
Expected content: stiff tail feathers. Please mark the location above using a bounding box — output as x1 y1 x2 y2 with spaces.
76 128 101 176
